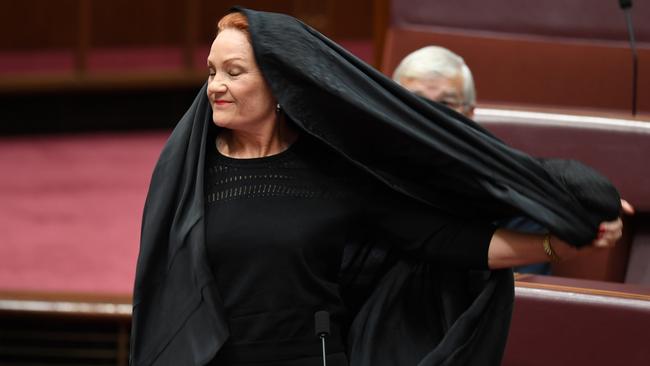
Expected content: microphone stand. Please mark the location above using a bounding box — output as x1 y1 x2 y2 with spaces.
320 333 327 366
314 311 330 366
619 0 638 116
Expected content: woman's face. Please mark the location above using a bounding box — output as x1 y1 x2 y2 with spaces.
206 28 276 131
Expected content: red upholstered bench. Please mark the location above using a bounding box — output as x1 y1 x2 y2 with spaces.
379 0 650 115
475 107 650 284
504 275 650 366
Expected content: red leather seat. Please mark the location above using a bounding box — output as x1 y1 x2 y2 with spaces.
505 275 650 366
476 107 650 283
381 0 650 115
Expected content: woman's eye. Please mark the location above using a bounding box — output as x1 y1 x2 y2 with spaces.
228 69 242 76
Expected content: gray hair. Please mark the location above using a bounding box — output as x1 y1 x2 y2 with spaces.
392 46 476 111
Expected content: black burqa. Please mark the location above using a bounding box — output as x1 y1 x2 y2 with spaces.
130 8 621 366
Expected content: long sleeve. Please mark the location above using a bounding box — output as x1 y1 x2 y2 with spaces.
361 182 496 270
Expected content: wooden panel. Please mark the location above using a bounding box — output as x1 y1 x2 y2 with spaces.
0 311 130 365
0 0 78 49
198 0 295 43
91 0 185 47
325 0 374 40
0 1 374 50
294 0 329 33
515 274 650 299
373 0 390 68
0 0 374 93
198 0 373 44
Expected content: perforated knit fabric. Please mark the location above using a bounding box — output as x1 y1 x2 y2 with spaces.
204 137 356 365
206 161 346 204
202 135 494 365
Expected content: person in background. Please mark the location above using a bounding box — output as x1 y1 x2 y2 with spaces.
392 45 587 275
392 45 476 118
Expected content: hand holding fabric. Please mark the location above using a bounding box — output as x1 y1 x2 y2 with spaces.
547 199 633 261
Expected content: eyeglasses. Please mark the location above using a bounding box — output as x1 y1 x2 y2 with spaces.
436 99 466 110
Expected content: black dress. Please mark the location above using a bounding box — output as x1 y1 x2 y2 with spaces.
204 135 494 365
130 8 620 365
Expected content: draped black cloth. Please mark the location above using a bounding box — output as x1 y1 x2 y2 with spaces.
130 7 621 366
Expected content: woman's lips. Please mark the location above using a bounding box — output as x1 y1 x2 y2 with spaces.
214 100 232 106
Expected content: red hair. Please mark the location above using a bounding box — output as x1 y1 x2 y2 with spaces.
217 12 250 38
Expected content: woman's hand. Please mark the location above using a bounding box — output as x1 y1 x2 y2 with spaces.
591 218 623 249
545 199 633 260
621 199 635 215
588 199 633 249
487 199 634 269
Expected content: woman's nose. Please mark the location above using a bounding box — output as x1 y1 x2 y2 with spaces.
208 76 227 93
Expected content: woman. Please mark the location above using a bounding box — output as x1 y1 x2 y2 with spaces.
131 8 630 366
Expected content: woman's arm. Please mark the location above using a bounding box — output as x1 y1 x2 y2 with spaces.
487 200 633 269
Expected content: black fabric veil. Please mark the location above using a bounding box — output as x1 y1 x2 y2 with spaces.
130 7 621 366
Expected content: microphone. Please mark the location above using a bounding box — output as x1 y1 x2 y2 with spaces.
314 310 330 366
618 0 638 115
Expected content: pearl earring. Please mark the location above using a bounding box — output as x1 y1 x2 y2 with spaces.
276 103 281 113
